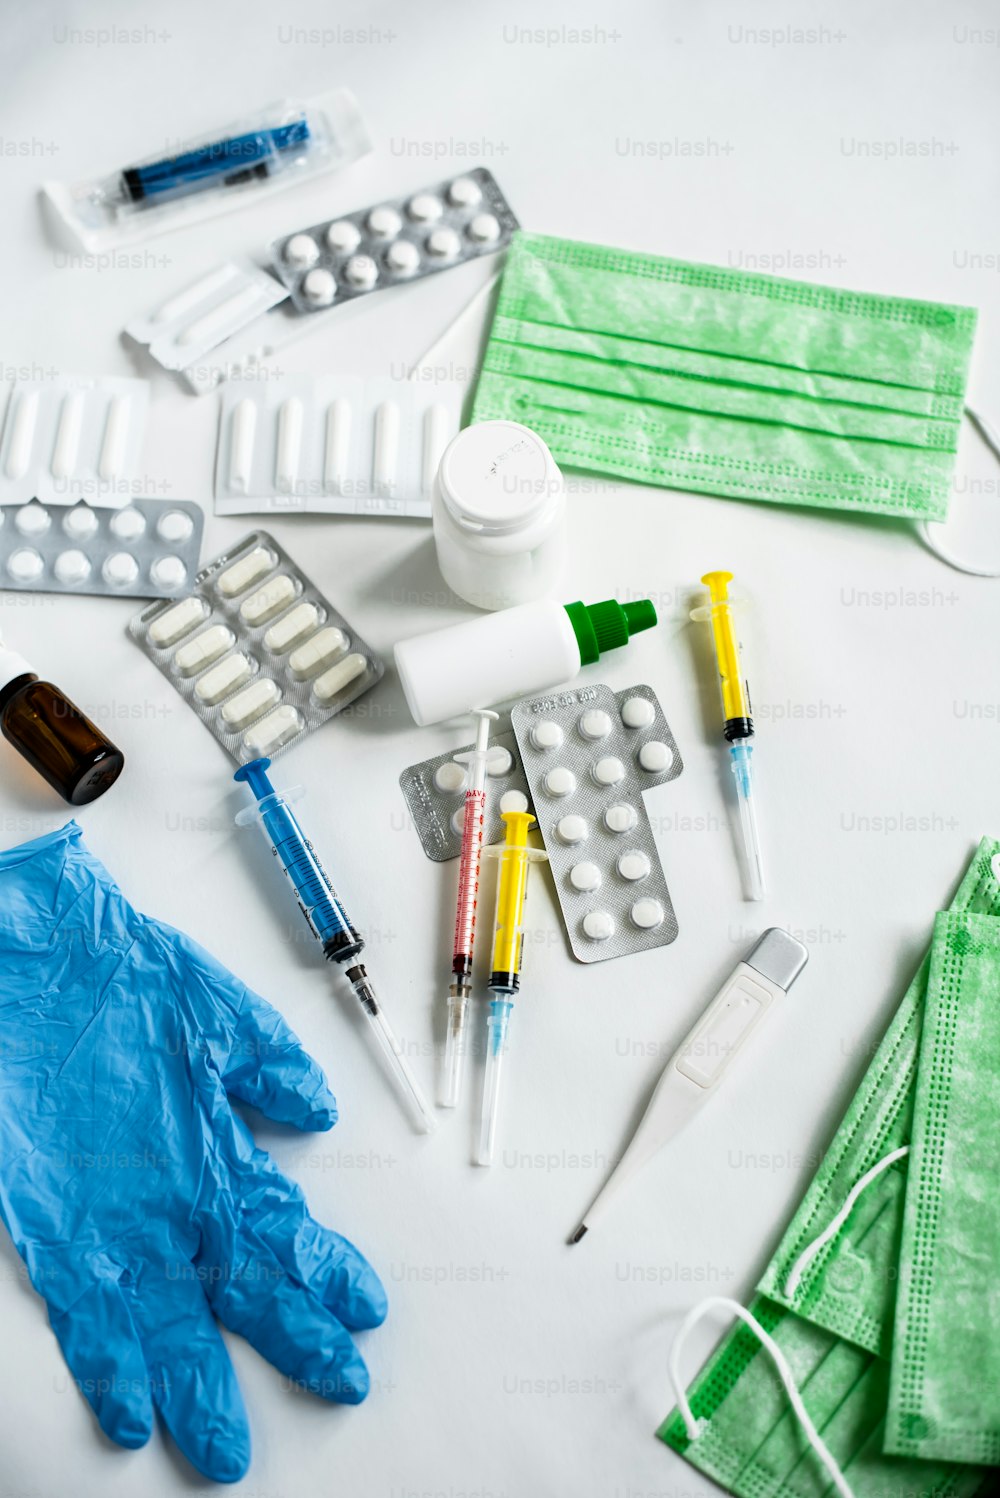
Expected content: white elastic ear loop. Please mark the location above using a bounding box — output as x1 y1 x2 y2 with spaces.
668 1295 856 1498
919 406 1000 575
784 1145 910 1300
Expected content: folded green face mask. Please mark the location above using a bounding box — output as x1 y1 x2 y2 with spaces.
885 909 1000 1467
658 839 1000 1497
471 233 978 521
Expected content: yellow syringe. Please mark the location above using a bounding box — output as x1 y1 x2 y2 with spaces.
477 808 547 1166
692 571 765 900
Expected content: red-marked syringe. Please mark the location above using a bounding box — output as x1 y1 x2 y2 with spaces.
440 709 498 1108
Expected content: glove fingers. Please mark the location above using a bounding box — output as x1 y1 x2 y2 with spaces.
225 987 337 1131
239 1161 387 1330
206 1226 372 1404
49 1274 153 1450
132 1267 251 1484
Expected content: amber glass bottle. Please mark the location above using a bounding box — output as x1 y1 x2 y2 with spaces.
0 646 124 804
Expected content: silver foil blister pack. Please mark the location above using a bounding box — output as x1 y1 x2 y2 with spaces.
0 497 203 599
399 721 529 860
268 168 519 314
512 683 682 963
128 529 383 763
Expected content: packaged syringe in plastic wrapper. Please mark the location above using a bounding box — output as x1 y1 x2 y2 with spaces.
44 91 371 253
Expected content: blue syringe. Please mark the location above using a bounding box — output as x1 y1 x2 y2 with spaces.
234 757 435 1133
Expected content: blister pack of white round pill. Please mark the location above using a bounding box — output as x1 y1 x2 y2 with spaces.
127 529 383 763
0 497 203 598
399 724 530 862
512 683 683 963
268 168 519 315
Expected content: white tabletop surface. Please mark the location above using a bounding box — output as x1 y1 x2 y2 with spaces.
1 2 998 1495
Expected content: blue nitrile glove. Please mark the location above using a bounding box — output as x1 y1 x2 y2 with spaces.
0 823 387 1483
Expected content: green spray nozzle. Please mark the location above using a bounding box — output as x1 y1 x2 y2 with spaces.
563 598 658 666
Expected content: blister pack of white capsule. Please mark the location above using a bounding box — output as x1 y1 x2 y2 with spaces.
0 497 203 599
125 260 290 374
512 683 682 963
128 529 383 763
0 375 150 507
214 375 464 517
268 168 519 314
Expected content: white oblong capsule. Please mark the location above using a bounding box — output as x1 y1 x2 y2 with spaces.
98 394 130 479
275 397 304 495
222 677 281 730
242 703 302 756
173 624 235 677
51 389 86 479
288 625 348 680
229 398 257 495
148 595 207 647
312 652 367 705
217 545 273 597
373 401 400 498
195 652 252 705
5 390 39 478
240 573 296 626
264 600 320 654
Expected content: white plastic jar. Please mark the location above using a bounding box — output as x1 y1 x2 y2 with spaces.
432 420 566 610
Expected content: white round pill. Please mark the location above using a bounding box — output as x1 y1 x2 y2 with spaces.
583 909 616 942
434 761 467 795
344 255 378 290
593 756 626 787
579 708 612 741
604 802 638 835
102 552 139 587
618 849 651 882
487 746 513 777
156 509 194 544
468 212 500 244
110 506 146 541
149 555 187 591
631 897 665 930
530 720 563 751
426 226 461 260
53 549 90 585
570 861 602 894
408 193 443 222
326 219 361 253
621 695 655 729
15 502 50 536
285 233 320 268
302 267 336 306
367 205 402 238
557 814 588 845
639 740 673 773
544 766 576 798
7 548 43 582
499 789 529 814
448 176 482 208
451 805 466 835
62 505 98 540
386 239 421 275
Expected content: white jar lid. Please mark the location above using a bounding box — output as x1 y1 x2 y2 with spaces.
438 420 561 534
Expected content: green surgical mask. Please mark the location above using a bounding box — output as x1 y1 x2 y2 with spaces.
658 840 1000 1497
471 233 978 522
884 909 1000 1467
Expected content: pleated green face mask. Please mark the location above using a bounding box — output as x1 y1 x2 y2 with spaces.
472 233 978 521
658 840 1000 1498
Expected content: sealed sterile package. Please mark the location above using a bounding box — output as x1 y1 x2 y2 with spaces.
214 375 464 517
268 168 519 314
0 497 203 599
44 91 371 253
125 260 290 374
128 529 383 763
0 375 149 507
399 721 529 861
512 683 682 962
